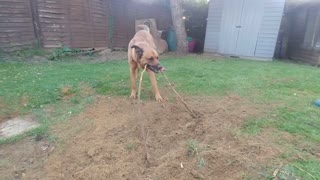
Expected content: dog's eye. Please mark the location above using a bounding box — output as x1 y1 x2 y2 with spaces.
147 57 154 61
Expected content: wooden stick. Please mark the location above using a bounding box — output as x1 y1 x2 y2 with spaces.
161 71 197 118
297 154 306 161
273 162 283 179
138 65 151 166
138 65 147 113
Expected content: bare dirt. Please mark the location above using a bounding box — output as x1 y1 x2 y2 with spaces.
0 94 283 179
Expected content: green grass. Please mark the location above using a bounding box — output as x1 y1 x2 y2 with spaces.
162 57 320 140
0 60 127 115
1 57 320 141
1 55 320 178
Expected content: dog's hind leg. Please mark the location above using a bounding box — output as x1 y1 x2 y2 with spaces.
135 68 139 79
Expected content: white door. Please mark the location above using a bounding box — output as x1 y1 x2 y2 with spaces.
219 0 264 57
235 0 264 56
218 0 244 55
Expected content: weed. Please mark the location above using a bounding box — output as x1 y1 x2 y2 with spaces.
276 164 299 179
197 157 205 168
13 48 48 58
0 48 50 62
186 139 198 155
48 47 72 61
186 139 205 168
126 142 137 151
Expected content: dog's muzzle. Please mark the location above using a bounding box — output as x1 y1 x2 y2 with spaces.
147 64 165 73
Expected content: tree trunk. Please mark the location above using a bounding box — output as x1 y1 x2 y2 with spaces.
169 0 188 54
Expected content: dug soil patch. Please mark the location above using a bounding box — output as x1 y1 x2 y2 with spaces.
3 95 281 179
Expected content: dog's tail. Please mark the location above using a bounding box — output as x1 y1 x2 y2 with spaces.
136 24 150 33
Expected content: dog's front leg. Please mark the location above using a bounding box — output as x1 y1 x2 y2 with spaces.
147 70 163 102
130 66 137 99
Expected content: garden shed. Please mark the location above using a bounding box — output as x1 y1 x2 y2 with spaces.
204 0 285 59
285 0 320 65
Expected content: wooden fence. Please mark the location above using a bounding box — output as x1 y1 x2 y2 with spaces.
110 0 171 49
0 0 171 51
0 0 36 51
0 0 110 51
37 0 109 49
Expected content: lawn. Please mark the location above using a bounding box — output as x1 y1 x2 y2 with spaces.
1 55 320 179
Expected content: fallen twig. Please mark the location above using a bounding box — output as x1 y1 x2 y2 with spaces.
161 72 197 118
273 162 283 179
297 153 306 161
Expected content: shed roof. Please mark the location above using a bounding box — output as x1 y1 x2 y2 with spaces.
286 0 320 12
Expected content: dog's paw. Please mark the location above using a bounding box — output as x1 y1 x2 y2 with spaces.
130 93 136 99
155 94 163 102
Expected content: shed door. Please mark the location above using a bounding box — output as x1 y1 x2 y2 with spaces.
219 0 264 56
219 0 244 55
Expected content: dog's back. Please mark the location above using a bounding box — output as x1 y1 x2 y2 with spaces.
129 25 156 49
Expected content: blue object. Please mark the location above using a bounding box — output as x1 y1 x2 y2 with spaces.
166 27 177 52
315 99 320 107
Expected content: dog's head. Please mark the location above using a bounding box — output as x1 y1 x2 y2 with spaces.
131 45 165 73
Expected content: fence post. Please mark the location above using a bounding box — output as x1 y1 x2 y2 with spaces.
29 0 43 48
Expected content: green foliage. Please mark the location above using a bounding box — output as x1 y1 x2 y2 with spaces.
12 48 48 58
186 139 205 168
48 47 93 61
186 139 198 155
126 142 137 151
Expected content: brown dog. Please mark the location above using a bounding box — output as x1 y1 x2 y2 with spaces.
128 25 165 102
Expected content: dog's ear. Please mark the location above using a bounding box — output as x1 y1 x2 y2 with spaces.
131 45 143 59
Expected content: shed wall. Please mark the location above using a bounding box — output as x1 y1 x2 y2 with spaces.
255 0 285 58
203 0 223 52
204 0 285 59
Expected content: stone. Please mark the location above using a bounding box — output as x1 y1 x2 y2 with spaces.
0 116 39 138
